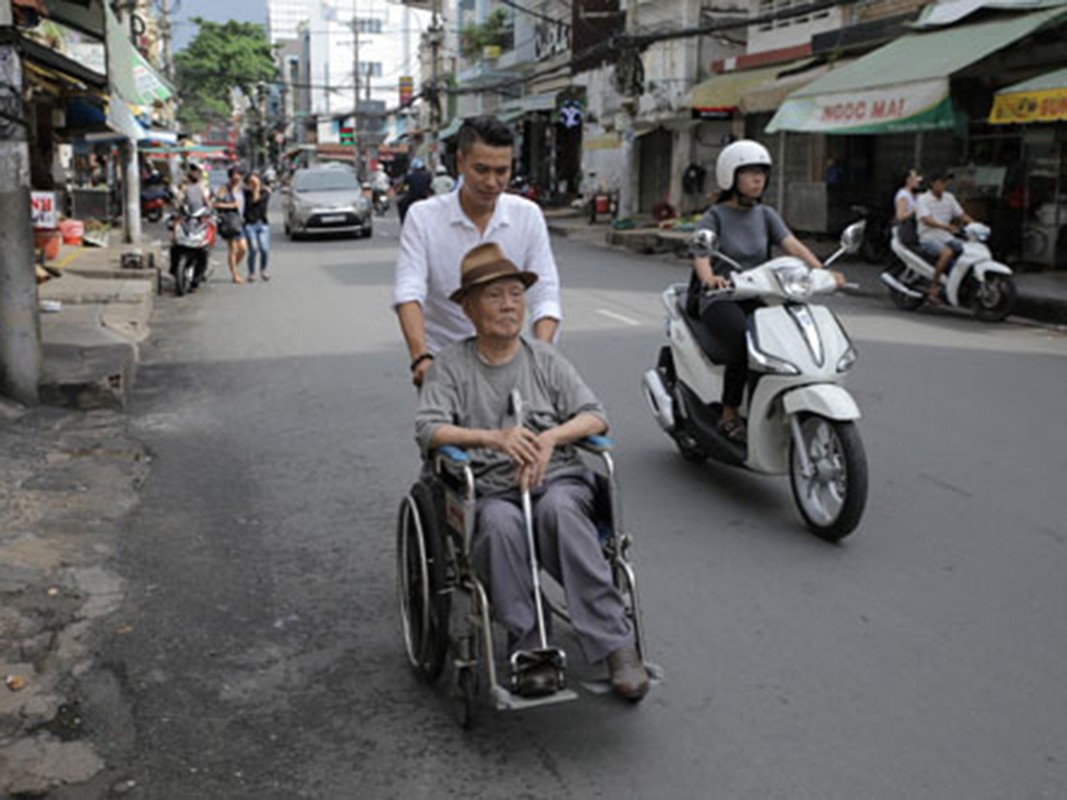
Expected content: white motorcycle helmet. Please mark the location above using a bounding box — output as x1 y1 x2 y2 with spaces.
715 139 773 193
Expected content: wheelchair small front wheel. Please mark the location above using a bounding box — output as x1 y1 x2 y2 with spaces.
396 482 451 683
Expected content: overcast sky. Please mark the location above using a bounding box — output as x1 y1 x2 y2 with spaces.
171 0 268 51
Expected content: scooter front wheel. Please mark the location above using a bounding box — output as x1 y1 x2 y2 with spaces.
970 273 1016 322
789 416 867 542
174 251 194 296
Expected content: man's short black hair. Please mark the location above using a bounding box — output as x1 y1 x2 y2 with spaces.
456 115 514 154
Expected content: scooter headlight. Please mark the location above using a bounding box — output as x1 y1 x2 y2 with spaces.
836 345 857 373
774 263 813 301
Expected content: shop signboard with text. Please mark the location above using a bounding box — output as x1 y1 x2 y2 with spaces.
31 191 57 230
768 77 956 134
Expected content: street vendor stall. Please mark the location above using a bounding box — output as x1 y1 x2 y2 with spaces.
989 67 1067 268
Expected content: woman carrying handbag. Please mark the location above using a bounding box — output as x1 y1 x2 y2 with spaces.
214 165 248 284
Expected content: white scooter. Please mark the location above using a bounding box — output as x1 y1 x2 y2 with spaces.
642 222 868 541
881 222 1016 321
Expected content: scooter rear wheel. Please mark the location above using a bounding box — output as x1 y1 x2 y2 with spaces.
790 416 867 542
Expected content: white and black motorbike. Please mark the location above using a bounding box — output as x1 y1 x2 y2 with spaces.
642 222 868 541
881 222 1016 321
167 205 215 297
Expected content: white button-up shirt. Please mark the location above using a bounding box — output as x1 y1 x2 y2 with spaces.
393 190 562 353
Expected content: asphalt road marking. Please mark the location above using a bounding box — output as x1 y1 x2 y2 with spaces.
596 308 640 326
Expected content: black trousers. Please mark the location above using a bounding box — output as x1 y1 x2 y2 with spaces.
698 299 760 409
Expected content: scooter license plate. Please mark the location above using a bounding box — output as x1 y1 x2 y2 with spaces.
320 214 346 224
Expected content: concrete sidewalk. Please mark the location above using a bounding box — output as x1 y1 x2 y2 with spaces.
35 238 164 410
544 208 1067 327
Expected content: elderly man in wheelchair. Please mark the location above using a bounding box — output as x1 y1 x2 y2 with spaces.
409 242 649 705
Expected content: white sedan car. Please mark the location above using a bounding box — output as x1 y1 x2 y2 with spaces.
283 166 372 240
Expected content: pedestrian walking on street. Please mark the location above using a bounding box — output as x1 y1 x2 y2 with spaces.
244 172 272 282
215 166 248 284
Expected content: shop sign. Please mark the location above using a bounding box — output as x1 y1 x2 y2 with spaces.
768 77 956 134
31 191 57 229
399 76 413 106
989 88 1067 125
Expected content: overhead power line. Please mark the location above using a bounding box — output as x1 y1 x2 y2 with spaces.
445 0 857 97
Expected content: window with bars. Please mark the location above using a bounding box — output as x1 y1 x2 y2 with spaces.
756 0 831 31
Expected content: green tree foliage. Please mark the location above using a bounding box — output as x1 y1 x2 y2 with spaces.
174 18 277 133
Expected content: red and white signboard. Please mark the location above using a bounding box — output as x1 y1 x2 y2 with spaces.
31 191 57 230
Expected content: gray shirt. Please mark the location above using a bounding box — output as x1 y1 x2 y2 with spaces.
415 336 607 495
695 203 792 274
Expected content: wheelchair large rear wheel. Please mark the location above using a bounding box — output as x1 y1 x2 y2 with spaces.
396 482 450 683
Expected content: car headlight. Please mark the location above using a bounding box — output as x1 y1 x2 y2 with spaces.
773 263 813 301
358 197 370 211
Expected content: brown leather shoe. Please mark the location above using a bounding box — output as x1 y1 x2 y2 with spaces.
607 645 649 701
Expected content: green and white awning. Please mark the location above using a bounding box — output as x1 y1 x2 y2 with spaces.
105 1 173 109
767 4 1067 134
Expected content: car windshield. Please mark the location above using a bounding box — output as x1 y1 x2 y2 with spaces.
293 170 360 193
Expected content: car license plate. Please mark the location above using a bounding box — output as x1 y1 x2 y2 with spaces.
320 214 346 224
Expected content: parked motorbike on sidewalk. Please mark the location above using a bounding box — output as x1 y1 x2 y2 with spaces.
642 222 868 541
881 222 1016 321
141 182 172 223
167 205 215 297
851 204 893 265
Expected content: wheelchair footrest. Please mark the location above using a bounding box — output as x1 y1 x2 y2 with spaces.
491 684 579 711
509 648 567 698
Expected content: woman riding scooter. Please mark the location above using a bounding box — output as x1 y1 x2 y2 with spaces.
690 140 840 443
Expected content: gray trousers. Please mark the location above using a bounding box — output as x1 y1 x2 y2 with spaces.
473 471 634 664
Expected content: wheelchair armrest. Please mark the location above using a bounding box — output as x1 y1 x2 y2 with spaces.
576 435 613 454
434 445 470 464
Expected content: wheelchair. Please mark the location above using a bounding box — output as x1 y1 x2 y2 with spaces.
396 436 652 727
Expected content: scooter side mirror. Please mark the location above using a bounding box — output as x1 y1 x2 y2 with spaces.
839 221 866 254
689 229 717 258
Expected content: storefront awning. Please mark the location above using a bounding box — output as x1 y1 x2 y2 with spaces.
690 63 793 119
767 5 1067 134
740 61 851 115
989 66 1067 124
106 95 146 141
105 1 173 109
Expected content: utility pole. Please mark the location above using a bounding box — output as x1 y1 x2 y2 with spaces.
350 5 361 176
428 0 442 166
616 0 640 220
0 0 41 404
158 0 173 80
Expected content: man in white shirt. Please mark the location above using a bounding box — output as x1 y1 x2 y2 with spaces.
393 116 561 386
916 170 976 304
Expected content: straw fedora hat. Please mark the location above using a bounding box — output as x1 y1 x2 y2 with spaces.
449 242 538 302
